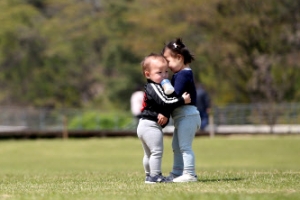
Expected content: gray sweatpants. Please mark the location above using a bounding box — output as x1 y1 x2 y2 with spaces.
137 119 163 176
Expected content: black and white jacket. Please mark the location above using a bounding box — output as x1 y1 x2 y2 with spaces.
141 79 185 127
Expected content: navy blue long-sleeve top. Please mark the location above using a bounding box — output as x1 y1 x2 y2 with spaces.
171 68 197 106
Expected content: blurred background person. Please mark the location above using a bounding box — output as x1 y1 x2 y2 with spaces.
196 83 211 131
130 86 144 122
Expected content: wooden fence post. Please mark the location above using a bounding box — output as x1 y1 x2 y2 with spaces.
62 115 68 139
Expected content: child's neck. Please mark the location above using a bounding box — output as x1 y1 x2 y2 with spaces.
180 64 190 70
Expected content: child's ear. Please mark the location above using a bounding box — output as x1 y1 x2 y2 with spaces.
176 54 183 61
145 71 150 78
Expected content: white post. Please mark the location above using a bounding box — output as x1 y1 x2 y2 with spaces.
209 114 215 138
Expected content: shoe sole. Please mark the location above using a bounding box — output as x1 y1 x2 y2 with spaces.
145 181 173 184
173 175 198 183
145 181 156 184
173 179 197 183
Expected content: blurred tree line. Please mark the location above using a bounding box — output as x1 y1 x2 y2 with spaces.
0 0 299 111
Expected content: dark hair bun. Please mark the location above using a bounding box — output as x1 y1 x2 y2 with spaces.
174 38 186 49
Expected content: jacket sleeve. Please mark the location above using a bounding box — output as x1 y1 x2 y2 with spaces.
147 83 184 117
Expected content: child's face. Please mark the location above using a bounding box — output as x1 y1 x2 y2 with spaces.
145 58 169 83
163 48 184 73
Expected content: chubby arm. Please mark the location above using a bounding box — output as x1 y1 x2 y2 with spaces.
147 83 190 126
148 83 185 108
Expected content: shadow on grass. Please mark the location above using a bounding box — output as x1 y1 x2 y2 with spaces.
198 178 243 182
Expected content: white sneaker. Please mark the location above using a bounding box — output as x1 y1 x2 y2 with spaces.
173 174 198 183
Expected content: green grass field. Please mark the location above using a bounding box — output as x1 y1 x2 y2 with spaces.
0 135 299 200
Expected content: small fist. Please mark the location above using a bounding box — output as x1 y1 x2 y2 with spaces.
182 92 191 104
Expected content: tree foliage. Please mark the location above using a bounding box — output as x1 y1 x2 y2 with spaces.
0 0 299 110
198 0 300 104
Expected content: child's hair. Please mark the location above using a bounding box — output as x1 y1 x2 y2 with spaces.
162 38 195 64
141 53 167 77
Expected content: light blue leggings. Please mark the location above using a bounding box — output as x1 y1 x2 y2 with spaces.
171 105 201 176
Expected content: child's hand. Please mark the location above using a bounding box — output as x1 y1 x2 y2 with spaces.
157 114 168 126
182 92 191 104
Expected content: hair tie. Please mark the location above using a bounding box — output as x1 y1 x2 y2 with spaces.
173 43 178 49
